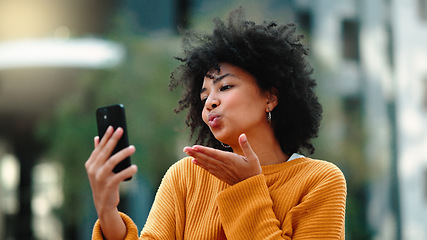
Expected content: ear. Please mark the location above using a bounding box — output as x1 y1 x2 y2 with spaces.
266 87 279 111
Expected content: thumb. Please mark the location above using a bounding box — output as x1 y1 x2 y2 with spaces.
239 134 259 164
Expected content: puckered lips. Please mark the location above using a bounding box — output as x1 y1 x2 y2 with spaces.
207 112 221 128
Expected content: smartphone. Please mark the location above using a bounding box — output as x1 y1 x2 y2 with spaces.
96 104 132 180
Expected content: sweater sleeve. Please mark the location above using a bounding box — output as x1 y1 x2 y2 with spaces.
139 160 187 239
286 164 347 239
91 159 189 240
91 212 139 240
216 174 285 239
216 163 347 240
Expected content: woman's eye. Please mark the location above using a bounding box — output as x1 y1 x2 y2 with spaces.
220 85 233 91
201 97 207 104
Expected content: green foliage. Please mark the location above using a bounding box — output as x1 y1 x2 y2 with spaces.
35 35 185 236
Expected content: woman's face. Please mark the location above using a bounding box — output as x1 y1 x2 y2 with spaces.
200 63 271 145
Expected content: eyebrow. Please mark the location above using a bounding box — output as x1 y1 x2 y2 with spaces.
200 73 232 94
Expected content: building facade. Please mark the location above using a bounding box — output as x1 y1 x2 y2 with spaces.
292 0 427 239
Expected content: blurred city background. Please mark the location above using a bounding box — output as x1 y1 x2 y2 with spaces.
0 0 426 239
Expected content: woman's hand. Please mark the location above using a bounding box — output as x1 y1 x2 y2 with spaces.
183 134 262 185
85 126 137 239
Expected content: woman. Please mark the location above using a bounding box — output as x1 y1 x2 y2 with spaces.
86 7 346 240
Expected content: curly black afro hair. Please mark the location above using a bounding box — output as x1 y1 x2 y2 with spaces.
169 7 322 155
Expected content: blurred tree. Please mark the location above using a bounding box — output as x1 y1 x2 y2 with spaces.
176 0 191 29
36 22 184 240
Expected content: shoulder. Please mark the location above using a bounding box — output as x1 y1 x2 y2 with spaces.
154 157 196 195
307 158 346 190
159 156 225 195
300 157 344 175
168 156 194 171
162 157 212 184
163 157 194 179
295 158 346 187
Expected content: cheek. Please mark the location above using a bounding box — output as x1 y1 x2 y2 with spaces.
234 98 266 122
201 108 208 124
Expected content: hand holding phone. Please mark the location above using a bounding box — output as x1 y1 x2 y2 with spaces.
96 104 132 180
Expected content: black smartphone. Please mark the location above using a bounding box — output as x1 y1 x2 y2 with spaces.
96 104 132 180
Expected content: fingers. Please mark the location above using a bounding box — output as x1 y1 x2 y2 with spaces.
104 145 136 174
87 126 114 167
85 127 137 221
98 126 115 148
184 145 236 172
94 136 100 148
86 127 135 181
183 134 262 185
183 145 244 185
183 146 221 167
238 134 259 164
88 127 123 166
184 148 237 185
111 164 138 184
186 145 224 161
98 127 124 161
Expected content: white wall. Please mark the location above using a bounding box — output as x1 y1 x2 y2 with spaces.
301 0 399 239
393 0 427 239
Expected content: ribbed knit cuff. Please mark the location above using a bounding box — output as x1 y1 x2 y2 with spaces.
91 212 139 240
217 174 269 207
216 174 279 239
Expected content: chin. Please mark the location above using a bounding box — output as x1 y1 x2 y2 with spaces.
211 131 227 143
213 131 238 146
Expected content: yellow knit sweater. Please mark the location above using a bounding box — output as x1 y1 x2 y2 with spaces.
92 156 346 239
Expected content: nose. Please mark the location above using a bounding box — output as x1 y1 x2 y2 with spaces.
205 96 220 111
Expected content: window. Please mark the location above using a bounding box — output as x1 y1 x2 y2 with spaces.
419 0 427 22
297 10 312 42
386 24 395 68
342 19 360 61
